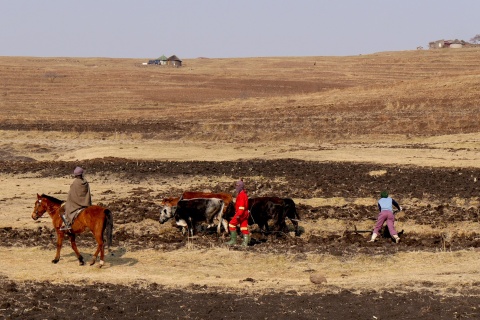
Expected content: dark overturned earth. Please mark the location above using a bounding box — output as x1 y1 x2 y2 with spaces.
1 277 479 320
2 157 479 253
3 157 480 200
1 158 480 319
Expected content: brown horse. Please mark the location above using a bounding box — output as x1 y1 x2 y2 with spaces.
32 193 113 267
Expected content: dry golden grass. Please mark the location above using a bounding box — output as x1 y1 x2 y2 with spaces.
2 49 480 143
1 246 479 296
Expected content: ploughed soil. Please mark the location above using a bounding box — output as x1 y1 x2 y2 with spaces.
1 158 480 319
1 158 480 253
1 277 479 320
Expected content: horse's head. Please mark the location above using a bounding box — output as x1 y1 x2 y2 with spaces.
32 194 47 220
32 194 63 220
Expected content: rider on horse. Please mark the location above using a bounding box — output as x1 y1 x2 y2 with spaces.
61 166 92 230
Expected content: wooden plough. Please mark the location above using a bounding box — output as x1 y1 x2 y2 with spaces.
343 223 372 237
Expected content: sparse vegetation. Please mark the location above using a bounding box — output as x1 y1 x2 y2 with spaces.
43 71 60 83
470 34 480 44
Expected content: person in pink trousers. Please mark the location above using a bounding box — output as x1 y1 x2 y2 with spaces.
368 191 402 243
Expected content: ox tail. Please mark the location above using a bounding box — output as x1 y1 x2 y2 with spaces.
224 202 235 221
103 209 113 250
216 201 225 235
292 204 301 221
285 198 301 221
284 198 301 237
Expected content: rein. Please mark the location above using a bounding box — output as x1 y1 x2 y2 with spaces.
248 209 256 225
35 197 61 219
34 199 47 218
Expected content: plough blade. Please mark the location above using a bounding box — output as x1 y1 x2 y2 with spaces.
344 224 372 235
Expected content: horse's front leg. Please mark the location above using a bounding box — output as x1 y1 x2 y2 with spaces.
69 234 84 265
52 231 65 263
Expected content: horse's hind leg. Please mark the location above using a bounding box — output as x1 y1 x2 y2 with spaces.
69 235 84 265
90 246 101 266
90 233 104 267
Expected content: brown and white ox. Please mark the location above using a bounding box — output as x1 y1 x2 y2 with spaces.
159 191 234 234
159 197 224 236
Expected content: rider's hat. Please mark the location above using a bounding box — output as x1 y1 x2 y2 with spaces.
73 166 84 176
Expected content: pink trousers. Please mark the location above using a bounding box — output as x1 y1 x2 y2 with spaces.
373 210 397 236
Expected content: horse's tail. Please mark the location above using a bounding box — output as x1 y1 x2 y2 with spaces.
103 209 113 249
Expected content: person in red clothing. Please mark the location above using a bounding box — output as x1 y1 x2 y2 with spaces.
227 179 250 246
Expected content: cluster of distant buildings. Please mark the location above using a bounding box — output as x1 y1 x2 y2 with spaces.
142 55 182 67
143 41 477 65
428 39 480 49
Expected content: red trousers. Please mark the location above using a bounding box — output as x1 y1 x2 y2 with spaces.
229 211 249 235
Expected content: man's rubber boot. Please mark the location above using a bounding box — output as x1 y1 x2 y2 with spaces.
226 231 237 245
60 214 71 231
241 234 250 247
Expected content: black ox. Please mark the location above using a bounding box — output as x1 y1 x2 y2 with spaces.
158 197 225 236
247 197 301 237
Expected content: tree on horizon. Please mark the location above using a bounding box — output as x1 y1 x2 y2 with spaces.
470 34 480 43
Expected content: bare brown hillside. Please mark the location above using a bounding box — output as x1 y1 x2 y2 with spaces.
1 49 480 142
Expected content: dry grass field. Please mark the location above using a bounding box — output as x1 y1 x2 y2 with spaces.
1 49 480 319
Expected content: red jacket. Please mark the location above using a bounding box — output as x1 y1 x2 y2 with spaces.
235 190 249 218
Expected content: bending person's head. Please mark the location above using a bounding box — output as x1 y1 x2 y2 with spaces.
235 179 244 194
